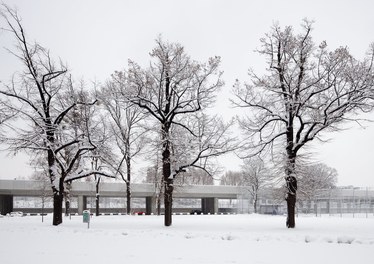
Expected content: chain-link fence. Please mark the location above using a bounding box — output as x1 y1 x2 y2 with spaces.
237 187 374 218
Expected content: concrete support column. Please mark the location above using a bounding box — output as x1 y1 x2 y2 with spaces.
77 196 87 215
314 202 318 216
0 195 13 215
146 196 155 215
338 200 342 215
202 198 218 214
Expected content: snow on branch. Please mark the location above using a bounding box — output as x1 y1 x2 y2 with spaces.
64 170 116 182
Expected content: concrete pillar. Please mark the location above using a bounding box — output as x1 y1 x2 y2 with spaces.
338 200 342 215
314 202 318 216
0 195 13 215
146 196 155 215
201 198 218 214
77 196 87 215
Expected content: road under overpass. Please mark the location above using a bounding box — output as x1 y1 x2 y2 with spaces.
2 180 374 216
0 180 242 215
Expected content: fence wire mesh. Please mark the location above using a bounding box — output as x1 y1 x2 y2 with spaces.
237 187 374 218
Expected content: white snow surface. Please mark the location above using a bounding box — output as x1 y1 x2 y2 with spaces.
1 214 373 264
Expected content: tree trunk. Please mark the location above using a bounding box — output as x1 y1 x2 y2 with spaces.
95 182 100 216
95 195 100 216
161 121 173 226
126 183 131 214
285 156 298 228
286 193 296 227
162 129 173 226
157 195 161 216
254 193 258 213
126 158 131 214
286 159 297 228
53 192 63 226
48 141 64 226
64 181 71 216
51 172 64 226
164 179 173 226
41 199 45 223
163 162 173 226
65 200 70 216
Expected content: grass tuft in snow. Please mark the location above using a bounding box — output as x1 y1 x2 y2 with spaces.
337 236 355 244
221 234 235 241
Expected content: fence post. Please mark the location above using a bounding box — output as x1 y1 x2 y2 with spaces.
352 188 355 218
366 187 368 218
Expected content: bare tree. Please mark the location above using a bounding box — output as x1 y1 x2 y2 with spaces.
144 141 216 216
98 75 148 214
66 88 117 217
125 37 234 226
56 86 95 217
81 134 116 217
233 20 374 228
219 160 273 213
241 157 273 213
31 169 52 222
220 171 243 186
297 162 337 213
0 5 113 225
87 149 109 217
176 167 214 185
143 160 161 215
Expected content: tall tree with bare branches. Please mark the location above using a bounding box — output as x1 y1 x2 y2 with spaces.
0 5 113 225
297 162 337 212
241 157 273 213
124 38 234 226
98 75 149 214
233 20 374 228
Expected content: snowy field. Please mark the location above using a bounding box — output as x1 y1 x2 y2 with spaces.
1 214 373 264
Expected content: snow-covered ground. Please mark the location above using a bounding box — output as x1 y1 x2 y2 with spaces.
1 214 373 264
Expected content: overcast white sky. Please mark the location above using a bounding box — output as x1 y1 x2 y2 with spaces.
1 0 374 187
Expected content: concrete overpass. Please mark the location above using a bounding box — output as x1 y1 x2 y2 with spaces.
0 180 242 215
2 180 374 216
